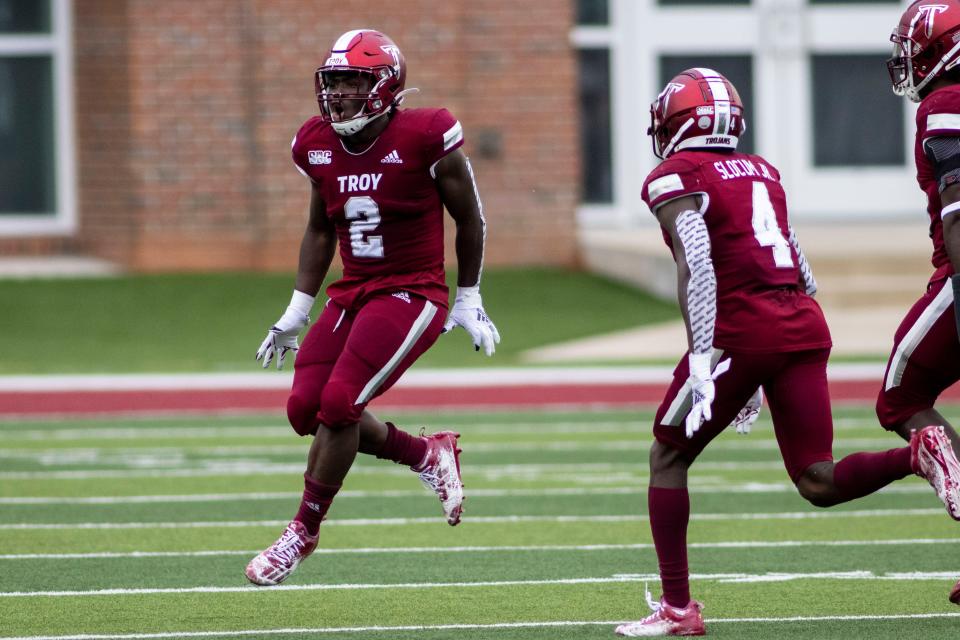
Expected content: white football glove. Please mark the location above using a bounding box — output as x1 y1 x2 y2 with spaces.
442 286 501 356
684 354 731 438
732 387 763 435
255 290 315 370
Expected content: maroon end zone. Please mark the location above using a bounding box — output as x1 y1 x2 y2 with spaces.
2 378 959 416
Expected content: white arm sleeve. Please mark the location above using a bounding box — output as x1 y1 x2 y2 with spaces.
676 209 716 355
787 225 817 297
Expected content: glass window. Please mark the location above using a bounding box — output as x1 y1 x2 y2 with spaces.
811 53 904 167
0 0 50 34
808 0 897 4
576 0 608 26
659 55 755 154
659 0 750 6
0 56 55 214
578 48 613 204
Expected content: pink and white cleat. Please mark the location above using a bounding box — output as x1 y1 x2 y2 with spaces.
245 520 318 586
413 430 464 526
910 425 960 520
615 592 705 637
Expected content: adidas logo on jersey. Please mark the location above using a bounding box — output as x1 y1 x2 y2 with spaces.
381 150 403 164
391 291 411 303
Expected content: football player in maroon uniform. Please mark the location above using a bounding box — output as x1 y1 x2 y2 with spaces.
887 0 960 607
615 69 960 637
245 29 499 586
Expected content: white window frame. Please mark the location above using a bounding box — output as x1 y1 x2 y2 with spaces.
575 0 915 227
0 0 76 236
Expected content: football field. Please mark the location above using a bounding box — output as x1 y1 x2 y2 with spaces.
2 406 960 639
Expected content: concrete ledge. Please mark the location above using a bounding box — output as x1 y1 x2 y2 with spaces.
0 257 121 278
580 222 935 309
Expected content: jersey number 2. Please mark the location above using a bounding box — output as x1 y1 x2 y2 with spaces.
344 196 384 259
751 182 793 268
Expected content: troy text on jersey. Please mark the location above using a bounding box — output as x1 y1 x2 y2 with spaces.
337 173 383 193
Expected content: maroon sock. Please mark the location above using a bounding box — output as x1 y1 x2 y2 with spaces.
648 486 691 609
293 475 341 536
833 446 913 502
376 422 428 467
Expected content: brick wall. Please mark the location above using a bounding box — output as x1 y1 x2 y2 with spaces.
70 0 579 271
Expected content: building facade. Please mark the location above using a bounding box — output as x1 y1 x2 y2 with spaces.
0 0 579 270
0 0 921 273
574 0 916 227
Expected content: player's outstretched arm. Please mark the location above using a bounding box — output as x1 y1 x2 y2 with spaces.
656 196 718 438
256 182 337 370
434 148 500 356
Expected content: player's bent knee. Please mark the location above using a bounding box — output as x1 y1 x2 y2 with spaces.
795 471 841 508
318 382 360 429
286 394 320 437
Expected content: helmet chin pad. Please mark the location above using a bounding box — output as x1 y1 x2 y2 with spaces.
331 109 388 137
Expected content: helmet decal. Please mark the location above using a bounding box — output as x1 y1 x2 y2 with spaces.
918 5 949 38
380 45 402 70
659 82 685 115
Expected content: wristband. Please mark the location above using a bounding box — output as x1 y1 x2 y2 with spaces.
287 289 316 322
688 352 712 381
454 286 482 307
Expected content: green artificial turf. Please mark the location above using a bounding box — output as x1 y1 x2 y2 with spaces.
0 268 677 374
3 406 960 639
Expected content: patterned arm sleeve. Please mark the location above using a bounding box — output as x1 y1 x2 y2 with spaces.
676 209 716 355
788 225 817 297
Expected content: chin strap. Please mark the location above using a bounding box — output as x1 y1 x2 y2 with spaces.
393 87 420 106
661 118 694 158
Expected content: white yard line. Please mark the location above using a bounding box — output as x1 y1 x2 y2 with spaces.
0 437 908 459
4 613 960 640
0 460 792 481
3 570 959 598
0 419 879 440
2 538 958 561
0 508 946 531
4 612 960 640
0 482 937 506
0 363 886 392
0 422 648 440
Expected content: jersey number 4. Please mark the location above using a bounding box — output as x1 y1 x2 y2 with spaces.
751 182 793 268
344 196 384 259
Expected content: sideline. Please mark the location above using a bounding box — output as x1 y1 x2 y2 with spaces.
0 364 942 416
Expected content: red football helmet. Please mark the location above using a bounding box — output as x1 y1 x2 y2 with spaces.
889 0 960 102
315 29 413 136
648 68 746 159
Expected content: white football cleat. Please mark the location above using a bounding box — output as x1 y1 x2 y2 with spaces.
911 425 960 520
413 430 464 525
245 520 318 586
615 591 705 637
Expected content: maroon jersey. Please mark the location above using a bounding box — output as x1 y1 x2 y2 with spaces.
915 85 960 281
292 108 464 310
642 150 831 353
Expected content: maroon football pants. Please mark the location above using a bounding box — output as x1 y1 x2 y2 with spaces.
877 276 960 429
654 348 835 482
286 292 445 435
